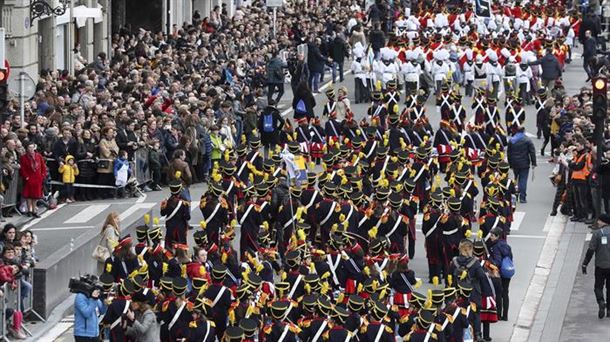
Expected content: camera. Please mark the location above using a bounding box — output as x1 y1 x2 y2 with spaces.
69 274 103 297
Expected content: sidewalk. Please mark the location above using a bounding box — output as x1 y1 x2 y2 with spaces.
557 228 610 341
535 220 610 341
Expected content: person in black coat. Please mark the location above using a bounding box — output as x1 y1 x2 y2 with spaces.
292 81 316 120
582 30 598 80
507 127 537 203
579 13 601 44
259 101 285 153
368 23 386 58
529 49 562 94
307 38 330 93
330 32 349 83
52 127 79 161
288 52 309 93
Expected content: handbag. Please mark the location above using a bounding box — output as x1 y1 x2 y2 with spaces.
91 233 110 263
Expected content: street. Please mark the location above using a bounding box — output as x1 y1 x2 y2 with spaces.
30 52 605 342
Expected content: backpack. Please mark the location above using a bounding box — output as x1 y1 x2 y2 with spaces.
500 256 515 278
295 99 307 114
452 257 478 283
263 113 274 133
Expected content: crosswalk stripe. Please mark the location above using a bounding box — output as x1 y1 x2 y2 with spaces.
65 204 110 224
31 225 94 232
119 203 156 222
20 203 67 231
511 212 526 231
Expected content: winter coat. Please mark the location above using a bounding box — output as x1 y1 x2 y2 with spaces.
307 43 327 74
530 53 562 81
125 309 161 342
488 239 513 272
74 293 106 338
266 57 286 84
19 152 47 199
507 132 537 169
330 36 349 64
59 157 79 184
259 106 285 145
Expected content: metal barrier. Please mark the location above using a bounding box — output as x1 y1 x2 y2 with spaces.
133 148 152 186
1 173 20 210
0 283 6 340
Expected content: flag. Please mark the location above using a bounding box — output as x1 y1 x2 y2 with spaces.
475 0 492 18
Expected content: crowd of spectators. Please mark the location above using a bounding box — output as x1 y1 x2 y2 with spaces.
0 0 359 216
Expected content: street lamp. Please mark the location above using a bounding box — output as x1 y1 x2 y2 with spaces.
30 0 70 22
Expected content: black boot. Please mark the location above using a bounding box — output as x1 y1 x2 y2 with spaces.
599 302 606 319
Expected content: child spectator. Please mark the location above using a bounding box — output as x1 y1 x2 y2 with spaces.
114 150 132 198
3 243 32 314
58 155 79 203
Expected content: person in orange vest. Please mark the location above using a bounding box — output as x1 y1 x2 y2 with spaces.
569 139 593 222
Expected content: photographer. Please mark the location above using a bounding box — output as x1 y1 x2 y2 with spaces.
73 277 106 342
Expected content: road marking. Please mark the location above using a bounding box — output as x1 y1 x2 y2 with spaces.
30 226 94 232
586 233 592 241
511 211 526 231
64 204 110 224
38 320 74 342
541 215 570 232
191 200 201 212
510 213 567 341
508 234 546 239
136 193 147 203
119 203 156 222
20 203 67 231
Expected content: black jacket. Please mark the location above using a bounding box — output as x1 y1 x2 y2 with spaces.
583 37 598 59
307 43 327 73
330 36 349 63
530 53 562 81
507 133 537 169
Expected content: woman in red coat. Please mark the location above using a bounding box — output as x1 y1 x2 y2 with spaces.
19 142 47 218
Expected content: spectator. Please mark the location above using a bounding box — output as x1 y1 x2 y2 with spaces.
168 149 192 201
582 30 598 81
58 155 79 203
307 37 329 93
113 150 132 199
330 30 349 83
288 52 309 94
98 127 119 198
52 127 78 161
266 51 287 105
210 125 225 167
569 138 593 222
76 129 98 201
19 142 47 217
0 224 17 252
97 212 120 266
507 127 537 203
148 141 163 190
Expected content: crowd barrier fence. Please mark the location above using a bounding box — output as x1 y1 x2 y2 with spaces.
0 283 5 340
45 148 153 194
1 175 19 212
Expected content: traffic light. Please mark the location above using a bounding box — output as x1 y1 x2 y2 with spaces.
0 69 7 116
592 75 608 120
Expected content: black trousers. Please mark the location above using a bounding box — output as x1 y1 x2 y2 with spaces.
594 267 610 305
497 277 511 319
75 337 99 342
573 181 590 219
